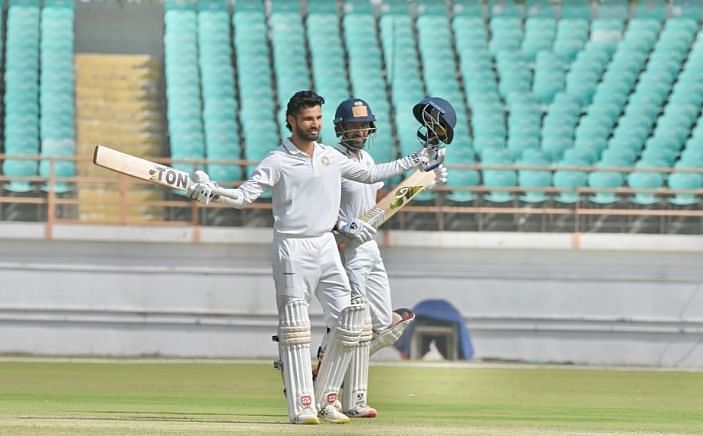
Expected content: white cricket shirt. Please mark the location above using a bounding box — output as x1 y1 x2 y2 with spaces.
237 138 415 238
334 144 384 223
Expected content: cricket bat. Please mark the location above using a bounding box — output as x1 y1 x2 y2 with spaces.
92 145 237 205
359 170 436 229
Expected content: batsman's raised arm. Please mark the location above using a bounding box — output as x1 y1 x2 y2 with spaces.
187 154 279 208
339 146 445 184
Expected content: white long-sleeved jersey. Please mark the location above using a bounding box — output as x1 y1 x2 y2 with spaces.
334 144 383 224
235 138 415 238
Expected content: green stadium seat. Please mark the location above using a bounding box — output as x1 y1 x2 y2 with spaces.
344 0 373 14
595 0 629 19
588 171 624 204
598 147 637 167
487 0 522 18
234 0 264 12
3 158 38 193
560 148 594 166
667 170 702 205
561 0 593 19
671 0 702 21
483 169 517 203
517 149 551 203
627 169 664 205
525 0 558 18
634 0 668 20
452 0 485 18
553 166 588 204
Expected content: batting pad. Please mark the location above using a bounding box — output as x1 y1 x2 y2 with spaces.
342 301 373 412
314 303 364 411
278 299 316 421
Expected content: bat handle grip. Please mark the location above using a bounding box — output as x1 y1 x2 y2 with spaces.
211 186 244 207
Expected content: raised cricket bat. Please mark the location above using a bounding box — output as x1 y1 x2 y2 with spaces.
92 145 237 205
359 170 436 229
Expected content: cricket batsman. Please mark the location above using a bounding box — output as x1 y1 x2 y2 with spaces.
323 96 456 418
186 91 446 424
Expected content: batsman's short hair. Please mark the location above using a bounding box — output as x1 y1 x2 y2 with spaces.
285 90 325 131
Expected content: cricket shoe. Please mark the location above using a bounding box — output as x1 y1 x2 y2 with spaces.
345 404 378 418
318 404 350 424
291 408 320 425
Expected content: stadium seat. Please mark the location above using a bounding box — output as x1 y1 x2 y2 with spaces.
671 0 702 21
627 170 664 205
553 169 588 204
588 171 624 204
634 0 668 20
525 0 558 18
561 0 593 19
667 171 703 205
595 0 630 20
452 0 485 18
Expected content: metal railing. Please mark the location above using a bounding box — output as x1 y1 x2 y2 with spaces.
0 154 701 239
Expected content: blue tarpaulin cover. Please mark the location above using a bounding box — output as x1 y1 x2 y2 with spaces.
395 299 475 360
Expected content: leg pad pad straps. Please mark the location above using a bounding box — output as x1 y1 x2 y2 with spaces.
314 303 364 411
277 298 315 423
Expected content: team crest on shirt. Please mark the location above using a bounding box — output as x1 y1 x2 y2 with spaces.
320 156 330 166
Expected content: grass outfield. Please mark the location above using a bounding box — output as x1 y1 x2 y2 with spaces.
0 360 701 435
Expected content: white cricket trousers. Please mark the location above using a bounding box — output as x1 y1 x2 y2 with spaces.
340 240 393 332
272 232 352 327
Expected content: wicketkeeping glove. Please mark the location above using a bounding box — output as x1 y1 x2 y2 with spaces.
335 218 377 243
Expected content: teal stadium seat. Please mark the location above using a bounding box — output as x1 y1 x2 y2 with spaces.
595 0 629 20
525 0 558 18
588 171 624 204
634 0 668 20
164 0 206 167
4 0 42 192
481 147 516 203
627 170 664 205
553 168 588 204
667 170 702 205
452 0 485 18
518 149 551 203
487 0 522 18
671 0 702 21
445 146 479 203
561 0 593 19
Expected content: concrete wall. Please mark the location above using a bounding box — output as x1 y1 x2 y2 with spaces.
75 1 164 56
1 223 702 367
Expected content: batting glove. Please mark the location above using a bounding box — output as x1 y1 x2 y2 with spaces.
335 218 377 243
426 164 448 191
187 170 217 205
410 146 446 172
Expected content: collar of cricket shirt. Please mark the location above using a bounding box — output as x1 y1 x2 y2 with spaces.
283 138 320 156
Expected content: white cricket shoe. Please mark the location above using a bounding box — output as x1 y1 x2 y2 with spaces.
291 408 320 425
345 404 378 418
318 404 350 424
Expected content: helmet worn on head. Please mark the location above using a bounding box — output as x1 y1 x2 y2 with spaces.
334 97 377 150
412 96 457 145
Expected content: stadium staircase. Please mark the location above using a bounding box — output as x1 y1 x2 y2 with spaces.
74 53 166 222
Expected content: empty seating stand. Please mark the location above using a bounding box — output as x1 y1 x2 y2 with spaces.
40 0 76 193
163 0 205 175
3 0 41 193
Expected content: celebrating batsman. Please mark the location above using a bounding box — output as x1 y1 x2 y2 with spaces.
322 96 456 418
186 90 445 424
